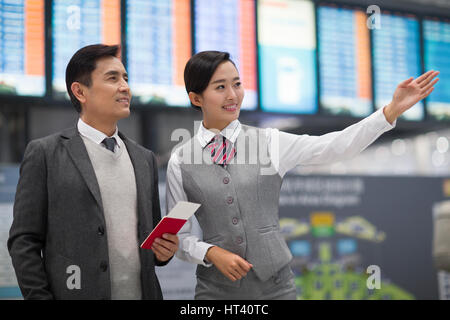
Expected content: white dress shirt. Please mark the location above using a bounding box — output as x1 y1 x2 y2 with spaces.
166 107 396 266
77 118 122 153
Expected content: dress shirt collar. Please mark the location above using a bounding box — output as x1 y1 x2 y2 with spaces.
77 118 122 149
197 119 241 148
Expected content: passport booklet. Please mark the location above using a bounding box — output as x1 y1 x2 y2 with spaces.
140 201 201 249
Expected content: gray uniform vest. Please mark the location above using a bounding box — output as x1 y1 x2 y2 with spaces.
178 125 292 287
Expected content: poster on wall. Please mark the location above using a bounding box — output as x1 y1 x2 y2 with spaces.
279 174 449 300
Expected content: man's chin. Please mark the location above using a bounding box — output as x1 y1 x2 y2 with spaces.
116 108 131 120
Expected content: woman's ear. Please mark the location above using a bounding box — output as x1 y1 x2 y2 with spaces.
71 82 87 104
188 92 202 108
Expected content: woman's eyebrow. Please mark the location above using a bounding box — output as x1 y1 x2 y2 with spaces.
210 77 240 84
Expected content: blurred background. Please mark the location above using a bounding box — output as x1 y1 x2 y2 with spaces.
0 0 449 300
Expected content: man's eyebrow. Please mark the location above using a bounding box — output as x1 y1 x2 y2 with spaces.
104 70 128 77
210 77 240 84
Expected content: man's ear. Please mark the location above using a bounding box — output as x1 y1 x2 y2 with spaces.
71 82 87 105
188 92 202 108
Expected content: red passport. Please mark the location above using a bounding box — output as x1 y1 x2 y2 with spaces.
140 201 201 249
141 217 186 249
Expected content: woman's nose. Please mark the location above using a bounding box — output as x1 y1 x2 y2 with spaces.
227 87 238 100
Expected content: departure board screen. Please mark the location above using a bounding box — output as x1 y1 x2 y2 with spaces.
258 0 317 114
126 0 191 107
424 18 450 121
0 0 45 96
194 0 257 110
372 12 423 121
318 5 372 117
52 0 121 98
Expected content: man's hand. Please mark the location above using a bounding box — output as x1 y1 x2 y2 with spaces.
205 246 253 282
151 233 179 262
384 70 439 124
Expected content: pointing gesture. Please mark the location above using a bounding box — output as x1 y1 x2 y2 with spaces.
383 70 439 124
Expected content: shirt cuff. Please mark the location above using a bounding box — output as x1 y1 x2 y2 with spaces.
370 106 397 132
198 242 215 267
175 239 215 267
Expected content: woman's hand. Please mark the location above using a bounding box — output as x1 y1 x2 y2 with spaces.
384 70 439 124
205 246 253 282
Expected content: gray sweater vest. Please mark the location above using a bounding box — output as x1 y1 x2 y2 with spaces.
178 125 293 287
82 137 142 299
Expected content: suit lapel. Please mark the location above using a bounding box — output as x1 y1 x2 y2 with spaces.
61 128 104 220
61 128 152 231
121 134 151 232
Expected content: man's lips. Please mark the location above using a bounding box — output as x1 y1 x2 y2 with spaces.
116 97 130 104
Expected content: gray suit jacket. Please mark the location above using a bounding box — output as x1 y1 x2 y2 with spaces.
7 127 167 300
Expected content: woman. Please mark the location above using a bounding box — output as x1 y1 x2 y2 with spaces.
165 51 439 299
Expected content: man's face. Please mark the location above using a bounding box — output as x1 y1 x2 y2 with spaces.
81 56 131 122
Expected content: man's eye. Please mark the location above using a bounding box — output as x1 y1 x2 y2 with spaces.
234 82 241 87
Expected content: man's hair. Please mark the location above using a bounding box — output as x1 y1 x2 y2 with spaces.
65 44 120 113
184 51 236 110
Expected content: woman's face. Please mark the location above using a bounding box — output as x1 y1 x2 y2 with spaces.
190 61 245 131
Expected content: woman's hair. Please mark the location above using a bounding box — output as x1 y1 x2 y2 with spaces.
184 51 237 110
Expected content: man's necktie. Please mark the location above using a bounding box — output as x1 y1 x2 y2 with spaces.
207 134 236 166
102 137 116 152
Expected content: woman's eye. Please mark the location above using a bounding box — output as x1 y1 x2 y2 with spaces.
216 85 225 90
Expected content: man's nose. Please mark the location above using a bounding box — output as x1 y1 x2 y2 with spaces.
119 79 130 92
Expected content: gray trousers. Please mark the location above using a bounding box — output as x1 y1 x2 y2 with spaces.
195 264 297 300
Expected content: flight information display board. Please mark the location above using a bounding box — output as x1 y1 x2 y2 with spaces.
318 5 372 117
372 12 423 120
126 0 191 107
194 0 257 110
424 18 450 121
52 0 121 98
0 0 45 96
258 0 317 114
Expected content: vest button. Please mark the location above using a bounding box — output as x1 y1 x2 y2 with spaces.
236 236 243 244
223 177 230 184
226 196 234 204
98 226 105 236
100 261 108 272
232 217 239 225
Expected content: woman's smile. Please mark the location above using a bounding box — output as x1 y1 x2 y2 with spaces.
222 103 238 112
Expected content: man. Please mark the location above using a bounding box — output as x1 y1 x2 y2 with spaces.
8 44 178 300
